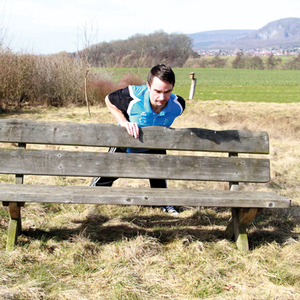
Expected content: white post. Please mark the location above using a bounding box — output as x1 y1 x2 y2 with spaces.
189 72 196 100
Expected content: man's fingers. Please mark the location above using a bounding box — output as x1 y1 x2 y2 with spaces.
123 122 139 138
132 123 139 138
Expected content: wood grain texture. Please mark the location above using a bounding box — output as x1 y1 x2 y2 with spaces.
0 184 291 208
0 119 269 153
0 149 270 182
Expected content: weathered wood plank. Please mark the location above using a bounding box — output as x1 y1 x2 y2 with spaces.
0 119 269 153
0 185 291 208
0 149 270 182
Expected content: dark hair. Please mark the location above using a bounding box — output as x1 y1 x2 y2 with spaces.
147 64 175 87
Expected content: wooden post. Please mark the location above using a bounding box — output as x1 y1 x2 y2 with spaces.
6 143 26 251
227 152 249 252
189 72 197 100
6 203 21 251
225 152 259 251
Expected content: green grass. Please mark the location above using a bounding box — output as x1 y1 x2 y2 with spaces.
173 68 300 86
173 85 300 103
103 68 300 86
101 68 300 103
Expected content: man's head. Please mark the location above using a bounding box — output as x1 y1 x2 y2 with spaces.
147 64 175 87
146 64 175 113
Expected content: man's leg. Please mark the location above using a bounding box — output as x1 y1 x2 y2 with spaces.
90 147 126 187
147 149 179 215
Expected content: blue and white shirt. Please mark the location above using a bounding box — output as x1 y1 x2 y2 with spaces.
108 84 185 128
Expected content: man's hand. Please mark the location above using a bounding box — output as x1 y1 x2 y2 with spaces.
120 121 139 139
105 96 139 138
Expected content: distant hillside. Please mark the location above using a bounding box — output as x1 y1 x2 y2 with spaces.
189 18 300 50
188 30 255 49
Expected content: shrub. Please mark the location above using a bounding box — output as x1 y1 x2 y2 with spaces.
183 57 209 68
210 55 228 68
86 72 145 106
0 51 86 110
87 78 116 106
1 49 140 111
283 53 300 70
117 72 145 89
0 49 21 110
33 53 85 107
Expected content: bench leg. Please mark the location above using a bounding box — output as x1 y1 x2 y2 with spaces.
6 203 22 251
225 208 258 252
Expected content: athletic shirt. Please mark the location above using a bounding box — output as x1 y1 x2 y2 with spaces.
108 85 185 127
108 84 185 153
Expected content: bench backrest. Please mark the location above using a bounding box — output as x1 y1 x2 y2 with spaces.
0 119 270 183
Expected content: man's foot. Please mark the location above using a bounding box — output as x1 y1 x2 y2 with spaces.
162 206 179 215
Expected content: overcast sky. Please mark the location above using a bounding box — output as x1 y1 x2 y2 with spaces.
1 0 300 54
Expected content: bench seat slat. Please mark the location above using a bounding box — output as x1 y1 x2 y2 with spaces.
0 119 269 153
0 149 270 182
0 184 291 208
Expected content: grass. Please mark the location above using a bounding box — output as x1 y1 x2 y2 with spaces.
102 68 300 103
0 99 299 299
173 85 300 103
104 68 300 86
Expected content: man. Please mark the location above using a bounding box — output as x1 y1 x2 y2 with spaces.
91 64 185 214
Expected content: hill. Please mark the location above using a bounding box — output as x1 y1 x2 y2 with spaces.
189 18 300 50
188 30 255 50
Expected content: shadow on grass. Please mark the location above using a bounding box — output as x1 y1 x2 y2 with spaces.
20 209 227 245
0 108 44 117
248 206 300 249
20 206 300 249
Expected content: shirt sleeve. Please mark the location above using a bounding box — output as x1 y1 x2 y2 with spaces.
108 87 133 120
177 95 186 113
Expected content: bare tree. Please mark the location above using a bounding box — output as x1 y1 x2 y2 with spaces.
77 20 99 117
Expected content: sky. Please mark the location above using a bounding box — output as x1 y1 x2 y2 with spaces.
1 0 300 54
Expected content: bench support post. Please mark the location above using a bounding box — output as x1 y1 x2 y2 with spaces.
232 208 248 252
226 152 259 252
6 142 26 251
6 202 22 251
226 207 258 252
233 208 257 252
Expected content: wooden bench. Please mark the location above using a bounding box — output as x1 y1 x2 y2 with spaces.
0 119 291 251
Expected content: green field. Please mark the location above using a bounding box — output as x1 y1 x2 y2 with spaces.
173 85 300 103
103 68 300 103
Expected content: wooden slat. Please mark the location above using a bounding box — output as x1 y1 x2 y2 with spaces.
0 149 270 182
0 184 291 208
0 119 269 153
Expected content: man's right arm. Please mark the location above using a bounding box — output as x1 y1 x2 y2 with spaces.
105 95 139 139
